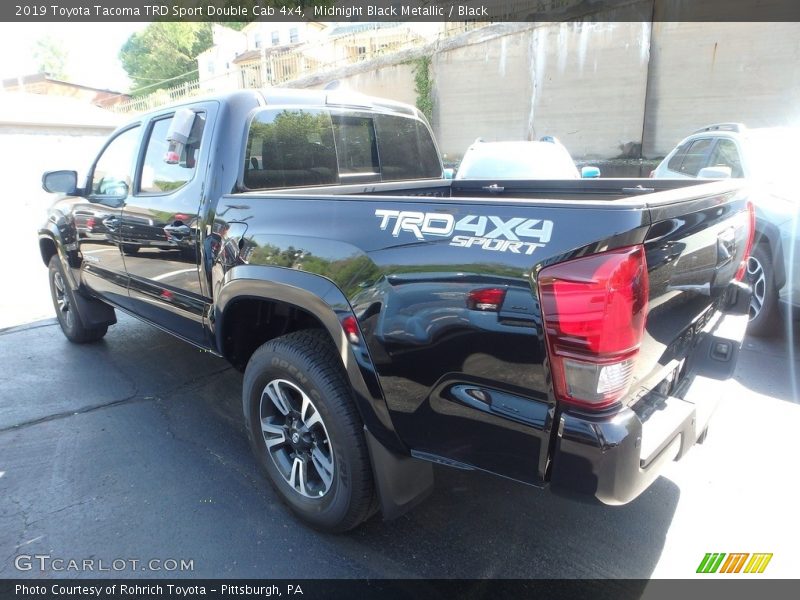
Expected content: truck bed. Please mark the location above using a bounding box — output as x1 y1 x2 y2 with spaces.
215 177 750 495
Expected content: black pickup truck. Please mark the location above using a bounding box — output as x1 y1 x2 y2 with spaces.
40 89 752 532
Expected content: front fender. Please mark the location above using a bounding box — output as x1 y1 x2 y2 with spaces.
754 218 786 290
38 214 80 289
213 264 405 455
38 220 116 329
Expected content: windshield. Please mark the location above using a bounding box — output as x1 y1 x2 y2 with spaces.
456 142 579 179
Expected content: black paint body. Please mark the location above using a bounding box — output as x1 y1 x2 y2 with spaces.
39 90 751 510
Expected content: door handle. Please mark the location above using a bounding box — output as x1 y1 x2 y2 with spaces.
163 223 192 237
716 227 736 267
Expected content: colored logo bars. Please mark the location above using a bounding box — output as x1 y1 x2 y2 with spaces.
697 553 773 574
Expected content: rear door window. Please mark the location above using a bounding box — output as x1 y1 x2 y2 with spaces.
244 109 338 189
243 108 441 189
331 114 380 177
374 115 441 180
707 138 743 177
676 138 714 176
666 143 689 173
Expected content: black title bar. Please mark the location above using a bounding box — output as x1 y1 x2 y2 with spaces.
4 579 800 600
3 0 800 22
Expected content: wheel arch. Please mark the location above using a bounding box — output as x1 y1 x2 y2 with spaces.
38 221 81 290
39 233 58 266
214 265 404 455
753 219 786 290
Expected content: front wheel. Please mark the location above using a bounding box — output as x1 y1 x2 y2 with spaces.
242 330 376 532
48 255 108 343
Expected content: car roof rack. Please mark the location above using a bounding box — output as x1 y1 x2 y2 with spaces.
692 123 746 134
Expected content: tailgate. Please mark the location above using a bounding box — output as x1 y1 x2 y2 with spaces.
630 183 751 407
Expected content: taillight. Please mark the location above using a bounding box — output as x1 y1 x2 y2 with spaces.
85 217 96 229
467 287 506 311
735 201 755 282
341 315 360 345
539 245 649 410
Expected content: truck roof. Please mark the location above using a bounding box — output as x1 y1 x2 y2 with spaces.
125 88 420 121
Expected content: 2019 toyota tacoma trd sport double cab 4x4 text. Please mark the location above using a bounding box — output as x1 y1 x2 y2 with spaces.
39 89 752 532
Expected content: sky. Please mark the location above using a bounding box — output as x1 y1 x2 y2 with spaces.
0 22 147 92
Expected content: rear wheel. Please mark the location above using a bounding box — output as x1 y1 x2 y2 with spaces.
242 330 376 532
746 244 779 337
48 255 107 343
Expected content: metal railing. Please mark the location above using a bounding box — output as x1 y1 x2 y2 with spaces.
117 80 203 114
114 22 489 113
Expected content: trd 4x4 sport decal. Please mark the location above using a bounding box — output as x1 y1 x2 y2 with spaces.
374 210 553 255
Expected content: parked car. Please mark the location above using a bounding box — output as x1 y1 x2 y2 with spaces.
651 123 799 335
39 90 751 532
455 138 599 180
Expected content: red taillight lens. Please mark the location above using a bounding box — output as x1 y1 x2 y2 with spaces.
735 201 755 282
85 217 96 229
539 245 649 410
342 315 360 345
467 287 507 311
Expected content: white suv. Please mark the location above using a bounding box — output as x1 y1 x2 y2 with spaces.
652 123 799 335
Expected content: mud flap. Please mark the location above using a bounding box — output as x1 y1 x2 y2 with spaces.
364 427 434 520
71 291 117 329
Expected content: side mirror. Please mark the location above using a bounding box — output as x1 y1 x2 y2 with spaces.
443 168 455 180
581 166 601 178
42 170 79 194
698 166 732 179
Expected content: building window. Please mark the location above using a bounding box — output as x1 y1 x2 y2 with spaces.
289 28 299 43
271 31 280 45
207 61 215 74
254 33 262 49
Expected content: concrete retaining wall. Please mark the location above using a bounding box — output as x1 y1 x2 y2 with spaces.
287 18 800 161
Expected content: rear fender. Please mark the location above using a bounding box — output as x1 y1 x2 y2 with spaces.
754 220 786 290
214 265 403 453
214 266 435 520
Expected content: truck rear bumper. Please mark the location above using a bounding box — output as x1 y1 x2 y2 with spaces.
549 305 749 506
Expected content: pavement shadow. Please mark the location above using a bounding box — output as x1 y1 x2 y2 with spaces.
0 315 679 580
735 316 800 405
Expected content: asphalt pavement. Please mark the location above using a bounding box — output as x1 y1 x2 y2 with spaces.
0 305 798 579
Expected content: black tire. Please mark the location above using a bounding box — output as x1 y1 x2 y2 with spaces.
121 244 140 256
746 244 779 337
242 330 376 532
48 255 108 343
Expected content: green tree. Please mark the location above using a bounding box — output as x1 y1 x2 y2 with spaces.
33 36 68 79
119 22 213 95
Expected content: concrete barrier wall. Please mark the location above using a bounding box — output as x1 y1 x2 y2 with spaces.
304 61 419 108
431 22 652 160
642 21 800 157
290 19 800 161
431 28 535 159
